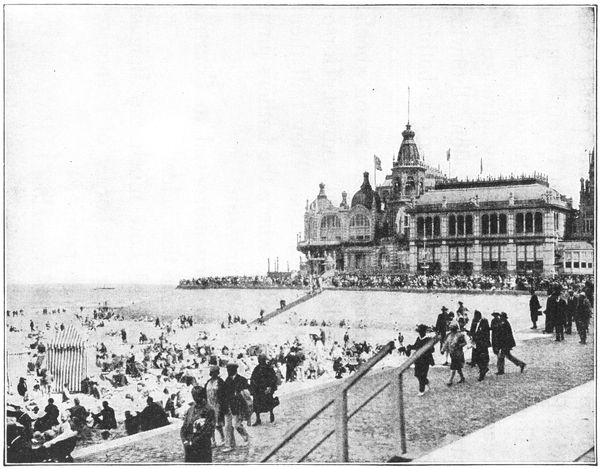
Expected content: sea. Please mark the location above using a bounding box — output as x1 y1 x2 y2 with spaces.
6 284 538 334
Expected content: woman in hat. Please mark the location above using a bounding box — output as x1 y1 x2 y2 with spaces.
250 354 279 425
406 324 435 396
441 321 467 386
435 306 449 356
205 365 226 446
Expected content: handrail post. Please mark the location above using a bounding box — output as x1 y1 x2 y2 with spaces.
397 372 407 455
336 389 349 462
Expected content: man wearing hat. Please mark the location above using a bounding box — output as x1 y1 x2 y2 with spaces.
490 312 502 356
574 291 592 344
543 283 561 334
205 365 226 446
496 312 526 375
222 362 250 452
470 310 491 381
435 307 449 356
406 324 435 396
565 289 577 335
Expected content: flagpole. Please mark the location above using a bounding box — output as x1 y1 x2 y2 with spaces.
374 157 377 191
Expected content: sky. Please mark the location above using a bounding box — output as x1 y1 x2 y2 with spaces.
5 5 596 284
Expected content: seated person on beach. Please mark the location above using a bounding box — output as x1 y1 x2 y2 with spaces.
124 411 140 435
92 401 117 430
139 397 170 431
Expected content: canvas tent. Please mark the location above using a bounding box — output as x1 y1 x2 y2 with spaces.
46 324 95 392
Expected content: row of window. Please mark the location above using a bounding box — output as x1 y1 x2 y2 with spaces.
416 212 545 237
565 262 593 269
318 214 370 231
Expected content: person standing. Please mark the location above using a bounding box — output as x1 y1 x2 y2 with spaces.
205 365 226 446
544 284 561 334
496 312 526 375
250 354 278 425
222 362 250 452
471 310 491 381
441 321 467 386
554 291 567 342
406 324 435 396
565 289 577 335
181 386 215 462
575 291 592 344
529 288 541 329
435 306 449 357
285 348 299 382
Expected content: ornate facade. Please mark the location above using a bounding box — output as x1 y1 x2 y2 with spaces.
298 122 582 277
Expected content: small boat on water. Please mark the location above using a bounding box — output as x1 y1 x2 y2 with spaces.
94 286 115 290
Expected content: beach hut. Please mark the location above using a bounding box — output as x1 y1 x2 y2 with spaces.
46 324 94 393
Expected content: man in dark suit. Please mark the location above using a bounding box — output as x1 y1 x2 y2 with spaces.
529 288 541 329
565 289 577 334
470 310 491 381
496 312 526 375
222 362 250 452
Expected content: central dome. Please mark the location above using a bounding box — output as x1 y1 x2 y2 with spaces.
351 172 381 210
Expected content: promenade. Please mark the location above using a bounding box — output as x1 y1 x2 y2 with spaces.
75 327 594 463
415 380 595 463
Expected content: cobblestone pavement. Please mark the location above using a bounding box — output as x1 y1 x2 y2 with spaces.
78 329 594 463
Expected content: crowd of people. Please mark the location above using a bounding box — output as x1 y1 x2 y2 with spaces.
178 273 594 296
6 274 594 463
178 275 310 289
6 303 391 463
328 273 594 294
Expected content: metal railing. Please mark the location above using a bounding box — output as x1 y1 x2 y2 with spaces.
260 336 440 463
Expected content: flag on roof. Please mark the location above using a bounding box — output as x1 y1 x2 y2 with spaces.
374 155 382 171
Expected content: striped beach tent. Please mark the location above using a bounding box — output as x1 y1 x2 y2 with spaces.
46 324 92 393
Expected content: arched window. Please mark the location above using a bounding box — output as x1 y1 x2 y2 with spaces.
535 212 543 233
457 215 465 236
350 214 370 228
417 217 425 237
449 215 456 236
525 213 533 233
350 214 371 241
499 214 507 234
433 216 441 237
516 213 524 233
425 217 433 237
490 214 498 235
465 215 473 235
320 215 341 239
482 214 489 235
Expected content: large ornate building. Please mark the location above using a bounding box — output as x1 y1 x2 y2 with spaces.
297 121 588 277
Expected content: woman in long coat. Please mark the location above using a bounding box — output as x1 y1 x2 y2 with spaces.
250 354 278 425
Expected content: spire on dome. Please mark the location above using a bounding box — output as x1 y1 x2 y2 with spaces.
397 123 421 165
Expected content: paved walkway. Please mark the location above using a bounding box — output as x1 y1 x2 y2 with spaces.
415 380 595 464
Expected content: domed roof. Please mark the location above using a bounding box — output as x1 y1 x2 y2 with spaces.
351 172 381 211
309 183 334 211
397 123 422 166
